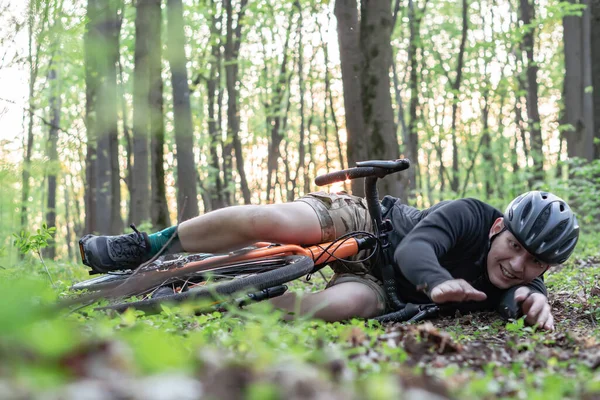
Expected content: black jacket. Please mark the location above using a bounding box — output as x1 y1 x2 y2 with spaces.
379 196 545 318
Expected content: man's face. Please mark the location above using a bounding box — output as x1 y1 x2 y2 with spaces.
487 218 550 289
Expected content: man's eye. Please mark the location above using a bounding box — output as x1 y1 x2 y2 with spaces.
509 240 519 249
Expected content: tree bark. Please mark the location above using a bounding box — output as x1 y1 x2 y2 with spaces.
45 60 60 259
519 0 544 181
87 0 121 234
359 0 402 198
148 0 170 228
291 1 305 202
131 0 152 225
334 0 367 196
22 0 50 236
563 0 595 161
449 0 468 193
167 0 200 222
266 8 294 202
64 177 73 261
206 0 225 211
225 0 251 204
404 0 427 200
591 0 600 158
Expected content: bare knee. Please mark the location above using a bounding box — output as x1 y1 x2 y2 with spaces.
244 203 321 244
338 287 382 319
306 282 382 321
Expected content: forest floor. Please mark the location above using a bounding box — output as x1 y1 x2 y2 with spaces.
1 252 600 399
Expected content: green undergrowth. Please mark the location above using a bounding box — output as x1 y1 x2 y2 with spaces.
1 237 600 399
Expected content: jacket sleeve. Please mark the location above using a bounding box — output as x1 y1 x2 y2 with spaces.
393 199 482 294
496 277 548 320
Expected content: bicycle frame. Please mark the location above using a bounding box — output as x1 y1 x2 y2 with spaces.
175 237 374 275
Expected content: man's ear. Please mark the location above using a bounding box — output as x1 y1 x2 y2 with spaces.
489 217 505 238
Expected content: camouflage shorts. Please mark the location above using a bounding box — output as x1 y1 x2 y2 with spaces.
296 191 387 311
295 191 376 276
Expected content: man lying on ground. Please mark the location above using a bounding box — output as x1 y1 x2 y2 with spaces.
79 190 579 330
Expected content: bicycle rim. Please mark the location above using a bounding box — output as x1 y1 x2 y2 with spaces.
96 254 315 314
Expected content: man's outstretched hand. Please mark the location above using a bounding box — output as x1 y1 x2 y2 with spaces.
514 287 554 331
430 279 487 303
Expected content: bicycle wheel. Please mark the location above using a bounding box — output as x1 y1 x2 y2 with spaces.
70 253 213 293
96 254 314 314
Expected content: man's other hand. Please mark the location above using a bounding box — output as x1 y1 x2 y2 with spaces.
514 287 554 331
430 279 487 303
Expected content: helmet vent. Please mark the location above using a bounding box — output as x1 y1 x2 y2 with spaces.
545 219 568 243
530 206 551 234
559 203 565 212
521 201 533 220
541 193 548 199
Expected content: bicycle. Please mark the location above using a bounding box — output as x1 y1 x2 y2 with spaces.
71 159 443 323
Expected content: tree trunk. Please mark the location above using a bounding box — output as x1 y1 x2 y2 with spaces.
519 0 544 181
449 0 468 193
563 0 595 161
64 177 73 261
225 0 251 204
266 9 294 202
23 0 50 236
108 2 123 234
118 57 133 200
591 0 600 158
334 0 367 196
359 0 402 198
148 0 170 228
131 0 152 225
404 0 426 201
85 0 122 234
291 1 305 201
45 61 60 259
206 0 225 211
167 0 200 221
319 12 345 173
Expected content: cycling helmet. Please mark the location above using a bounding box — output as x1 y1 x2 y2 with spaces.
504 191 579 264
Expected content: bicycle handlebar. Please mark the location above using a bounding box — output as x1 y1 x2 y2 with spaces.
314 159 410 186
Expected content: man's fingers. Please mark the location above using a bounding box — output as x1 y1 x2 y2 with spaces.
431 280 487 303
525 295 544 322
457 280 487 301
544 314 555 331
514 286 532 303
533 304 550 328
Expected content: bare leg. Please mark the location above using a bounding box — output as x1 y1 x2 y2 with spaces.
177 202 322 253
268 282 383 322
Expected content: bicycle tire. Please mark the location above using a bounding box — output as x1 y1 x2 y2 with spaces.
70 253 214 292
70 273 130 292
96 254 315 314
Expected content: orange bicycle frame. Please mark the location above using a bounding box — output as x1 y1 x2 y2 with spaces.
180 239 362 273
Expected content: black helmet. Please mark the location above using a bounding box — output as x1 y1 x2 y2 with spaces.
504 191 579 264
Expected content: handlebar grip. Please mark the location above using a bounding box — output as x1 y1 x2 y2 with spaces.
314 168 372 186
314 159 410 186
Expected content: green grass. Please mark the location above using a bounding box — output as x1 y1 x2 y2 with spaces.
1 234 600 399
